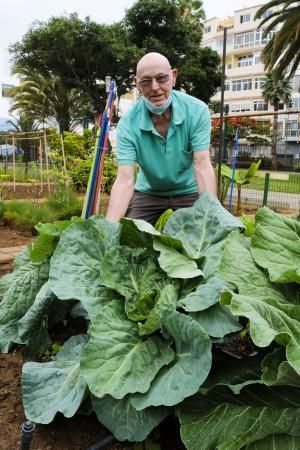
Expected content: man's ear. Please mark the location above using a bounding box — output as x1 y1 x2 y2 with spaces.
133 75 141 93
172 68 178 87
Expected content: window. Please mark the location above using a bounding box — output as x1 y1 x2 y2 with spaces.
289 97 300 109
261 9 273 19
234 31 254 48
254 55 261 65
1 84 14 97
240 14 250 23
224 81 231 91
232 79 252 91
238 55 253 67
227 63 232 69
255 77 265 89
234 29 275 48
292 75 300 93
230 103 251 113
254 101 268 111
205 26 211 33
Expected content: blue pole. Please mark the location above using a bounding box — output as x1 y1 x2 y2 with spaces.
228 128 239 212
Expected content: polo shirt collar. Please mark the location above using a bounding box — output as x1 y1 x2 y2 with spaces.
139 91 185 131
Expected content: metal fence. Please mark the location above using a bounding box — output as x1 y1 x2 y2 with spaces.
211 110 300 213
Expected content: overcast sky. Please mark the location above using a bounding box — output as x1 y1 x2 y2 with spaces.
0 0 269 80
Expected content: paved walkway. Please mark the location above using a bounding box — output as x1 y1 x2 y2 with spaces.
0 246 25 275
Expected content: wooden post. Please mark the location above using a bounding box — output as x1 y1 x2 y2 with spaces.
43 130 50 193
5 140 8 174
12 135 16 191
60 133 67 182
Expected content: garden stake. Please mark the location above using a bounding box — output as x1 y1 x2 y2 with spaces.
87 434 116 450
20 420 35 450
228 128 239 212
82 79 116 219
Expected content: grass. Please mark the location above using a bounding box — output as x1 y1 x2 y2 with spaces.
246 173 300 194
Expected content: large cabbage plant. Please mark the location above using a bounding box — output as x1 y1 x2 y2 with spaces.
0 192 300 449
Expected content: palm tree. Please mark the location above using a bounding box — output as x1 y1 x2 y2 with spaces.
9 64 91 133
262 71 292 170
254 1 300 81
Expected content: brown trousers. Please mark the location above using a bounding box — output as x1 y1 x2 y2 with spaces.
125 190 199 225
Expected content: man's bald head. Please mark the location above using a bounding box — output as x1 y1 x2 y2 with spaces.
136 52 171 77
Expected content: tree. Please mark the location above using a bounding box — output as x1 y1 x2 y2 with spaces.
10 14 139 113
9 64 91 133
254 1 300 81
262 71 292 170
124 0 221 102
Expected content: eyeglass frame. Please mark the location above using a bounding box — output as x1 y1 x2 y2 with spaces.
136 68 177 89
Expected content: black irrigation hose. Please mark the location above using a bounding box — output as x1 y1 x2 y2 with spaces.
87 434 116 450
20 421 35 450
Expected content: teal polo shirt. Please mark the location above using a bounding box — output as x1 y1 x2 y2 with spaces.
116 90 211 196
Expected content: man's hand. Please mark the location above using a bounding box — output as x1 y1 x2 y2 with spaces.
193 150 217 196
106 165 135 223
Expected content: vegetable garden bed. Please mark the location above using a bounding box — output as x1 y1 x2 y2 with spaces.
0 193 299 449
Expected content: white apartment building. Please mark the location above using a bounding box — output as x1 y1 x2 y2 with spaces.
0 48 15 131
202 3 300 163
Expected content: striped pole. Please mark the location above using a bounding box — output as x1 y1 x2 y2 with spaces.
81 80 115 219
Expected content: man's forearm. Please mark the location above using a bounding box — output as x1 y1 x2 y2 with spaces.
106 179 134 223
194 161 217 196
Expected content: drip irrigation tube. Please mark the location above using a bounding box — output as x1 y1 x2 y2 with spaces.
20 421 35 450
87 434 116 450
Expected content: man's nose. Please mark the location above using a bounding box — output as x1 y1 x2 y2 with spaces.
150 78 160 89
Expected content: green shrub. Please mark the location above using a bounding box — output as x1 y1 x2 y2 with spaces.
3 200 54 230
69 159 92 190
45 186 82 219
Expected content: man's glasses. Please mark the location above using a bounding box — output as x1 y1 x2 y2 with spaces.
138 72 171 88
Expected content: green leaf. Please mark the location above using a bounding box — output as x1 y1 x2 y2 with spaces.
92 395 171 442
245 434 300 449
220 231 293 304
251 208 300 283
153 238 202 279
179 402 300 450
17 282 55 356
138 284 178 336
29 234 56 263
35 219 74 236
121 217 183 251
0 248 50 324
262 348 300 387
155 208 173 232
49 216 121 312
0 320 23 352
178 275 228 312
22 335 88 424
163 192 243 259
101 246 164 321
131 309 212 409
221 161 261 185
220 290 300 374
80 300 174 399
190 304 242 338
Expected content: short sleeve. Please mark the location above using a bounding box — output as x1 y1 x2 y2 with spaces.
190 104 211 151
116 118 137 166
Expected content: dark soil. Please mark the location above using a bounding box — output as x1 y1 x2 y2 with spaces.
0 225 34 248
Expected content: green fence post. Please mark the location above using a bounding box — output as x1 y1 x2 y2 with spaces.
263 173 270 206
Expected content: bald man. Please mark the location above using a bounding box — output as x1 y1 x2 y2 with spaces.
106 52 217 224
